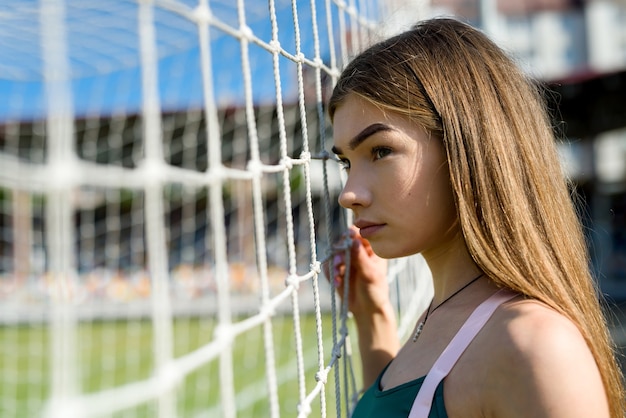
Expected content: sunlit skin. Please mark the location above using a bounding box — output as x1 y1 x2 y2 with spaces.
332 94 458 261
329 94 610 417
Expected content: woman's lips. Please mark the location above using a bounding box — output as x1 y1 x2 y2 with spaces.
354 221 385 239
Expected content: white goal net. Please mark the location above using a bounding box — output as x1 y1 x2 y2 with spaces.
0 1 431 417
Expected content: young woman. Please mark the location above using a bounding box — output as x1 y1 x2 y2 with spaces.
327 18 625 417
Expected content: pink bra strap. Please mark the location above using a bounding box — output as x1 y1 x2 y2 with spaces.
408 290 517 418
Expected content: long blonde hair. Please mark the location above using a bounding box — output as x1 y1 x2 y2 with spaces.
329 18 625 416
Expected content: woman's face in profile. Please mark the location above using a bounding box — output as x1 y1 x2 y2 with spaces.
332 94 459 259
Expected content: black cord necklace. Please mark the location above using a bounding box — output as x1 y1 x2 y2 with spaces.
412 273 484 342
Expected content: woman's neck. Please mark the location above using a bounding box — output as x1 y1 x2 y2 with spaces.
422 231 483 304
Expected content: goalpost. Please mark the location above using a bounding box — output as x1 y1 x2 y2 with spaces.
0 1 432 417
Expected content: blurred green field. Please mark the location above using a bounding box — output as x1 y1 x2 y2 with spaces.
0 313 357 418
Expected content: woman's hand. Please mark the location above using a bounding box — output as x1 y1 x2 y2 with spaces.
328 226 390 317
327 226 399 388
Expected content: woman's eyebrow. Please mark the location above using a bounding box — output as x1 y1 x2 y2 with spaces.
332 123 394 155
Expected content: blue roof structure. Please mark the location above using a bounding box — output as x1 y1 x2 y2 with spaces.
0 0 355 121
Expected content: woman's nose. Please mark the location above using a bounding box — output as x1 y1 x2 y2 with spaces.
338 175 371 209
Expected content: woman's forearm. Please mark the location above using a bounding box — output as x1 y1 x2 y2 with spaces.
355 302 400 389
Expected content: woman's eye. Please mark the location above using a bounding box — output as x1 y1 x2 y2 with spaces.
337 158 351 170
372 147 392 160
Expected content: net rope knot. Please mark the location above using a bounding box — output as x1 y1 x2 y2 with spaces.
314 149 331 160
315 368 328 384
332 345 343 359
280 156 294 170
139 159 166 185
240 25 253 41
297 401 312 416
156 362 182 392
192 4 211 23
261 302 276 318
269 40 281 54
310 261 321 275
49 159 79 190
246 159 263 176
213 324 234 346
299 150 311 162
207 166 225 185
285 274 300 290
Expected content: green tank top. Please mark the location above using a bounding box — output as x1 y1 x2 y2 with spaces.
352 291 516 417
351 365 448 418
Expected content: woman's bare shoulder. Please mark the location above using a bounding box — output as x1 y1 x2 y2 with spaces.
471 297 610 417
494 296 582 349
